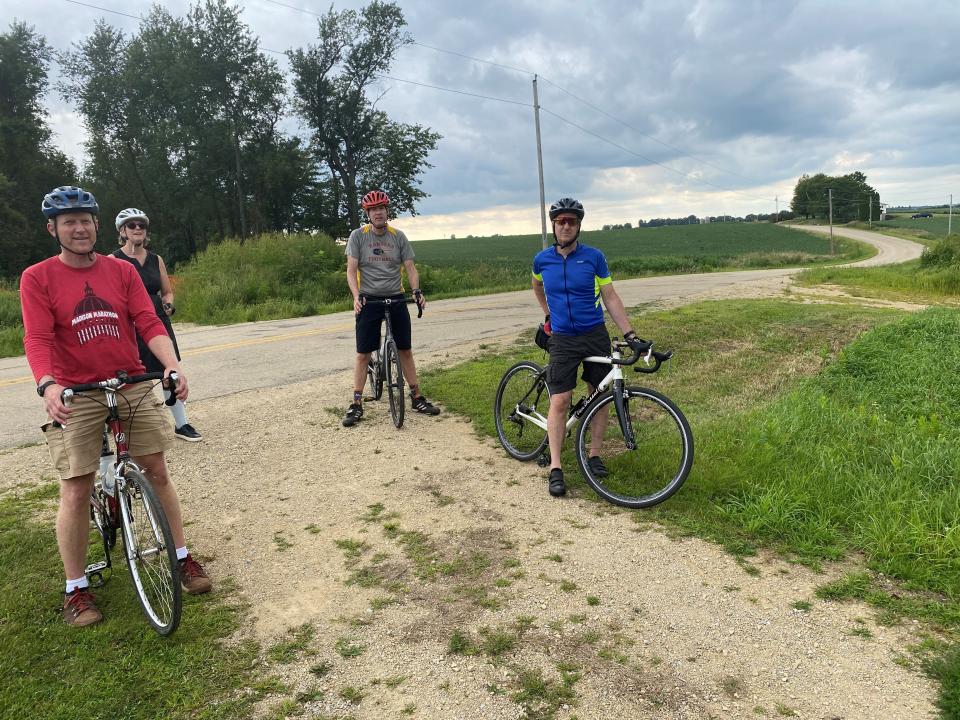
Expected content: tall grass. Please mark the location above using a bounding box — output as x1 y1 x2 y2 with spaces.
174 233 349 324
0 280 24 357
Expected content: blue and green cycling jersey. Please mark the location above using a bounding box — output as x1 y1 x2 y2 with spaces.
532 243 612 336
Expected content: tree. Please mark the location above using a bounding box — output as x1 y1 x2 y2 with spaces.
289 0 440 231
62 2 309 265
0 22 77 277
791 171 879 222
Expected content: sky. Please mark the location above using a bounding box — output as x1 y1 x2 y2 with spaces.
6 0 960 239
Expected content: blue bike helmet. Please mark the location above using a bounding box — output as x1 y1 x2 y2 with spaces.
42 186 100 219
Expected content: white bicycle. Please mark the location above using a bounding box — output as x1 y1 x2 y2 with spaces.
494 339 693 508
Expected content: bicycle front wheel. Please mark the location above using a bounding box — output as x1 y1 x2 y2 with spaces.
119 468 182 635
368 349 384 400
575 387 693 508
494 361 550 461
385 339 405 428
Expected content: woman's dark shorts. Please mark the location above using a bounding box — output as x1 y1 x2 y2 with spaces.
356 296 412 353
546 324 611 394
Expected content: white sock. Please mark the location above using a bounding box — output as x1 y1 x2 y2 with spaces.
164 391 189 428
176 546 188 561
66 576 89 594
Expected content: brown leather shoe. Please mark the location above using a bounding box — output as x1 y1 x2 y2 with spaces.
63 588 103 627
179 554 212 595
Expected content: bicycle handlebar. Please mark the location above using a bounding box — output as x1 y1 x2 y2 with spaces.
608 339 673 373
360 294 423 319
61 371 180 405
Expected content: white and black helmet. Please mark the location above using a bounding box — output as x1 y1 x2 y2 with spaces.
115 208 149 231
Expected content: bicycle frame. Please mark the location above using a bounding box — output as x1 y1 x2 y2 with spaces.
510 346 641 449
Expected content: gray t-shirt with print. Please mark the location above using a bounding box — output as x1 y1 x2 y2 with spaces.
345 224 415 296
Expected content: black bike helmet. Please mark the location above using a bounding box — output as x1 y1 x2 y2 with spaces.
42 186 100 219
549 197 585 221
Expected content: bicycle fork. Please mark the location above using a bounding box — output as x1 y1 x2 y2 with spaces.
612 379 637 450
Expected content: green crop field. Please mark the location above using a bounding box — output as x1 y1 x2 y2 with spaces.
877 214 957 238
414 222 847 269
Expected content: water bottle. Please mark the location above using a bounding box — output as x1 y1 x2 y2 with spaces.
99 451 116 496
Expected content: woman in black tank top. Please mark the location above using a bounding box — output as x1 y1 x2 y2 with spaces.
113 208 203 442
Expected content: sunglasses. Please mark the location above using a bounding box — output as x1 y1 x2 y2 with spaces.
554 217 580 227
125 222 147 230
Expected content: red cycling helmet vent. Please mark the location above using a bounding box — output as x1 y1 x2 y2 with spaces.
361 190 390 210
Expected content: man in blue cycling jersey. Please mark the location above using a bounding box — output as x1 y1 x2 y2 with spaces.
532 197 644 497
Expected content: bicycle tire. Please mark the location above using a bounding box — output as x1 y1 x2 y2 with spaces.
90 484 117 551
575 386 693 508
494 361 550 461
385 339 404 428
118 467 182 635
368 349 384 400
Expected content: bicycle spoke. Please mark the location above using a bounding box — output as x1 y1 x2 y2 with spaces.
494 362 549 461
120 470 182 635
577 388 693 508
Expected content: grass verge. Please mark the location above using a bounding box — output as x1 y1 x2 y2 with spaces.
0 483 260 720
422 298 960 717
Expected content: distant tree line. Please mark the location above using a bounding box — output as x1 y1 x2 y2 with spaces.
790 171 880 222
595 211 796 231
0 0 439 278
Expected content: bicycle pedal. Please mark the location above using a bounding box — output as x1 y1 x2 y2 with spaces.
536 453 550 468
85 560 108 574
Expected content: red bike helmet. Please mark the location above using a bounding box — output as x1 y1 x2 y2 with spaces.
361 190 390 210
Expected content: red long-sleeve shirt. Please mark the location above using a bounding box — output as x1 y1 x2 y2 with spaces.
20 254 170 386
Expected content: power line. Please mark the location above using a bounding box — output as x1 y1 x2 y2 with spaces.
539 107 779 203
409 42 535 78
64 0 141 21
376 75 532 107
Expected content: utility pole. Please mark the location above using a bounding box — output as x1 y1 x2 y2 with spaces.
775 195 778 223
532 75 548 249
949 193 953 236
868 195 872 228
828 188 835 255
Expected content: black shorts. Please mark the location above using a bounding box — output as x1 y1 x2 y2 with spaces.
356 296 412 353
546 324 611 394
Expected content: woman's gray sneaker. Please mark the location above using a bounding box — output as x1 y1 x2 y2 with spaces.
342 403 364 427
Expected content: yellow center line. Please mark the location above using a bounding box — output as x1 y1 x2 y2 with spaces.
0 300 517 388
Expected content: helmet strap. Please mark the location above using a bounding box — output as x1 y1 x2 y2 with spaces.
53 219 97 260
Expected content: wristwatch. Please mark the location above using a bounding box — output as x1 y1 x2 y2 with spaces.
37 380 57 398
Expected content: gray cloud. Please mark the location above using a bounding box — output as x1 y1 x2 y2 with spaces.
9 0 959 233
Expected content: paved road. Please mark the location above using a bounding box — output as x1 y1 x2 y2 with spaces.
0 226 923 449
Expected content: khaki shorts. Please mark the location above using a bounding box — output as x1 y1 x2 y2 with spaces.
41 382 174 480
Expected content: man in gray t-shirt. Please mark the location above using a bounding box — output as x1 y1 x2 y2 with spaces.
341 189 441 427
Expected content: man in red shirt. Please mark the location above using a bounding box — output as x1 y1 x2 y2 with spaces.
20 186 211 627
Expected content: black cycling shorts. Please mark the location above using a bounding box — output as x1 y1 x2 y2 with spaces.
546 323 611 394
355 296 412 353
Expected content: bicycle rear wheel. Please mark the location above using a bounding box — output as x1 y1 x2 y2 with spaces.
367 349 384 400
118 467 182 635
575 387 693 508
90 484 117 551
494 361 550 461
385 339 405 428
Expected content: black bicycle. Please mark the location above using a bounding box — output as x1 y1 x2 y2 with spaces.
363 295 422 428
494 339 693 509
62 371 182 635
